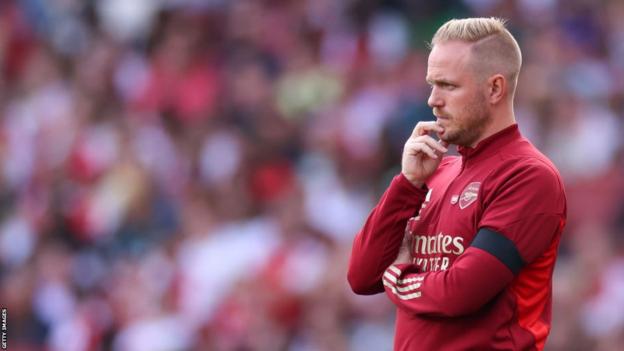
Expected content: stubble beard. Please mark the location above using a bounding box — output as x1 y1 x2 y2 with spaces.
438 93 491 147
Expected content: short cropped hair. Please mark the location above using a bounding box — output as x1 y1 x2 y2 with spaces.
431 18 522 97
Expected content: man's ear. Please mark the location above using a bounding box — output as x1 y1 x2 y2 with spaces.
488 74 506 104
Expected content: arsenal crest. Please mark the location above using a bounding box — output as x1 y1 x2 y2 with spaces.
459 182 481 209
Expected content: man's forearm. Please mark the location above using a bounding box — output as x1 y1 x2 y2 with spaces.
383 247 515 317
347 174 428 295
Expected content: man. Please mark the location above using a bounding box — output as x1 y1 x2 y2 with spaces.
347 18 566 350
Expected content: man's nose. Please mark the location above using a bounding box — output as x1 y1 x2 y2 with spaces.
427 89 443 108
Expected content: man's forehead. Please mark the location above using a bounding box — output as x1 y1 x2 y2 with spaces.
426 41 474 78
428 41 473 65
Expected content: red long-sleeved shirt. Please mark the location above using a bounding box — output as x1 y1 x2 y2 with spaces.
348 125 566 350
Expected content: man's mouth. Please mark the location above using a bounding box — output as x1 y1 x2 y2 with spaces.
434 111 450 120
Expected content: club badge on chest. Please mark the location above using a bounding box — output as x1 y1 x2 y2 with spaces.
450 182 481 209
458 182 481 209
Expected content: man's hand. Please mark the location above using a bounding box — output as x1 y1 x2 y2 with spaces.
401 122 449 188
394 231 414 265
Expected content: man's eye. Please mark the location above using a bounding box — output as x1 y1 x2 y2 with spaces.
428 82 455 90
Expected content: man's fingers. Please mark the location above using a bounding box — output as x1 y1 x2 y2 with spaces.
403 232 413 248
419 136 448 154
411 121 445 137
409 135 448 154
407 141 438 159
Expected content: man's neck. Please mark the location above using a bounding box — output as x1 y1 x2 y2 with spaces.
469 107 516 148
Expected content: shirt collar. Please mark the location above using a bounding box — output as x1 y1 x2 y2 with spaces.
457 124 520 161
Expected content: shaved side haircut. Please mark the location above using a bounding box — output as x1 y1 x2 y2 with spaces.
431 18 522 99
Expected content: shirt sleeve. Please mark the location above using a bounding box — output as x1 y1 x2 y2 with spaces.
478 161 566 265
347 173 428 295
382 247 515 317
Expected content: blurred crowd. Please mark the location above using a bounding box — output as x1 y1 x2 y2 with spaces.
0 0 623 350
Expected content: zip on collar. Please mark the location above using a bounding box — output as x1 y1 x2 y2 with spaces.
457 124 520 163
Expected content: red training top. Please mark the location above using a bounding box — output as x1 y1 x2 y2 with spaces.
348 124 567 351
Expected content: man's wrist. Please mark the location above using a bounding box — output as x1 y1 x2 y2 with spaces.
401 173 425 189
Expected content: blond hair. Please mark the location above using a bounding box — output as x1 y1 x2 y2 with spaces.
431 18 522 96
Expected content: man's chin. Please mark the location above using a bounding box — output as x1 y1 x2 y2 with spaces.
439 131 457 145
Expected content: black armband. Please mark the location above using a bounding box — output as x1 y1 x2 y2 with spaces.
471 228 525 275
